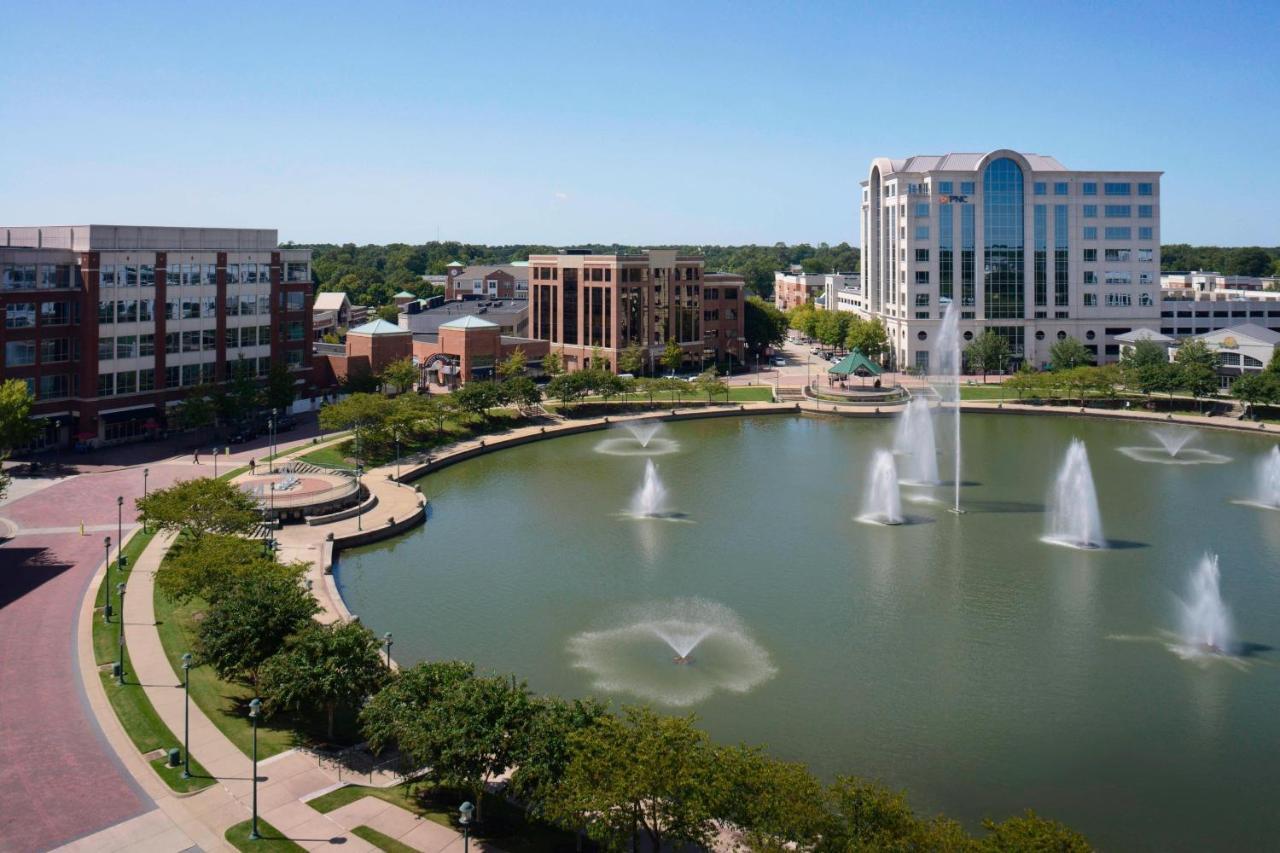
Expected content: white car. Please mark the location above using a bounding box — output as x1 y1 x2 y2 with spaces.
772 357 786 366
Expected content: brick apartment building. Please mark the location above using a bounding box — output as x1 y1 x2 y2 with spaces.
526 249 746 373
444 262 530 300
0 225 312 449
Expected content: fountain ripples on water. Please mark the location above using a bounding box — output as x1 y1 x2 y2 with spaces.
1043 438 1106 549
567 598 776 706
894 397 940 485
595 422 680 456
1152 427 1194 458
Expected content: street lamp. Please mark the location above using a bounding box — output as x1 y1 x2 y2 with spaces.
181 652 193 778
393 427 402 481
355 465 364 531
213 446 219 478
116 496 123 576
249 697 262 840
102 535 113 623
383 632 393 667
459 801 474 853
269 407 279 473
142 467 149 532
115 582 126 685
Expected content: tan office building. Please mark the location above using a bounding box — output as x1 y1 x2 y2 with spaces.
527 249 746 373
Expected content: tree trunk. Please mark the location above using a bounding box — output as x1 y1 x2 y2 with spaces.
327 703 335 740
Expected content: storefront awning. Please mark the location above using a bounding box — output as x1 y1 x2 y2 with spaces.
100 405 160 424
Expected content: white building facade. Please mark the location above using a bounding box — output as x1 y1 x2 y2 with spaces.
859 150 1162 371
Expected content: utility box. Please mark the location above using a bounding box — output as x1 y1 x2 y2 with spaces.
168 748 181 767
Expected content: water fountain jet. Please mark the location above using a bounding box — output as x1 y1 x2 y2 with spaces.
1254 446 1280 509
894 396 940 485
630 460 668 518
934 301 964 513
1151 427 1194 458
625 422 662 448
1178 554 1234 656
1043 439 1105 549
859 450 904 525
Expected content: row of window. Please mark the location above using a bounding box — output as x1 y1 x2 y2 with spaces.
97 322 306 360
14 374 75 400
100 262 309 286
5 302 76 328
96 291 304 324
1 264 79 291
903 180 1154 198
909 224 1153 242
4 338 78 366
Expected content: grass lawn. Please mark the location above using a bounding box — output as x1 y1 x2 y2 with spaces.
958 385 1015 400
351 825 418 853
300 413 527 469
307 783 575 853
297 442 351 469
89 528 215 794
223 818 305 852
153 587 299 759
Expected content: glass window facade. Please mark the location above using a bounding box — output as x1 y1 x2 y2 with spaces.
1054 182 1069 196
1034 205 1047 308
938 203 953 301
1138 183 1153 196
982 158 1024 319
1104 182 1131 196
1082 182 1097 195
1105 227 1132 240
1054 204 1069 307
960 204 975 308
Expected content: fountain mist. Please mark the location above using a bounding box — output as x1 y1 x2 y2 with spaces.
860 450 904 525
1151 427 1194 458
1256 446 1280 508
1179 553 1234 654
934 301 963 512
631 459 668 517
625 422 662 448
1044 439 1106 549
894 396 939 485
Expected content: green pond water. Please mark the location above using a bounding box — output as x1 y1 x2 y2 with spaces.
336 414 1280 851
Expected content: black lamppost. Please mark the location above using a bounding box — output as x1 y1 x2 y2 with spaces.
115 582 126 685
142 467 150 532
269 408 278 473
356 465 364 531
249 697 262 840
459 801 474 853
116 496 123 575
383 632 393 667
393 427 402 481
267 482 276 553
181 652 193 778
102 536 113 623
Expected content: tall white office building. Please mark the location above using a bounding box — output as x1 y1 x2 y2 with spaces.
858 149 1162 371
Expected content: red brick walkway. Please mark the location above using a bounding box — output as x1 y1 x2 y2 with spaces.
0 465 190 852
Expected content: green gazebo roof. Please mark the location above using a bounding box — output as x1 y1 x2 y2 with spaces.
828 349 882 377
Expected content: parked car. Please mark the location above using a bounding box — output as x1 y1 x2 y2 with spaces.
227 425 257 444
772 357 786 366
275 415 298 432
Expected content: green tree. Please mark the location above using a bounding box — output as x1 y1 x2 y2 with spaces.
1005 362 1042 400
402 673 534 821
1174 338 1220 411
157 534 304 605
541 349 564 377
223 355 262 419
0 378 36 450
846 316 890 364
508 697 610 822
548 707 722 852
546 373 589 409
1049 336 1093 371
362 660 476 754
497 347 528 381
964 330 1011 381
197 571 319 686
661 339 685 375
376 304 400 323
452 381 503 420
716 745 829 853
135 477 260 541
814 310 849 349
1231 372 1279 418
172 385 216 431
744 296 788 357
265 362 297 413
258 621 389 739
822 777 923 851
695 367 727 403
617 342 646 376
789 305 820 339
378 357 419 396
319 392 394 436
502 376 543 409
1224 246 1273 277
1119 339 1172 397
594 372 626 404
978 810 1092 852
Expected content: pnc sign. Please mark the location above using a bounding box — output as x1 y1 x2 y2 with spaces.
937 195 969 204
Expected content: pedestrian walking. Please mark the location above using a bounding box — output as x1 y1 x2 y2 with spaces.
249 457 256 474
193 450 200 465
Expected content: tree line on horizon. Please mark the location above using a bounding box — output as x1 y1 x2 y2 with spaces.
284 240 1280 312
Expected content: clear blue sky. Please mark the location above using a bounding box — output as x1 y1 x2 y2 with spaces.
2 0 1276 247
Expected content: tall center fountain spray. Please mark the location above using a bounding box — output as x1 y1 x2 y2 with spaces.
894 396 940 485
1044 438 1106 549
1256 446 1280 509
934 301 963 512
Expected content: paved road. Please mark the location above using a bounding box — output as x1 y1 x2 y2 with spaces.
0 420 322 852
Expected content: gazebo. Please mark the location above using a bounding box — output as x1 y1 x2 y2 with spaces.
828 349 883 386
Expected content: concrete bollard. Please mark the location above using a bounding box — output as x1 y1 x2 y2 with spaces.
388 516 394 525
